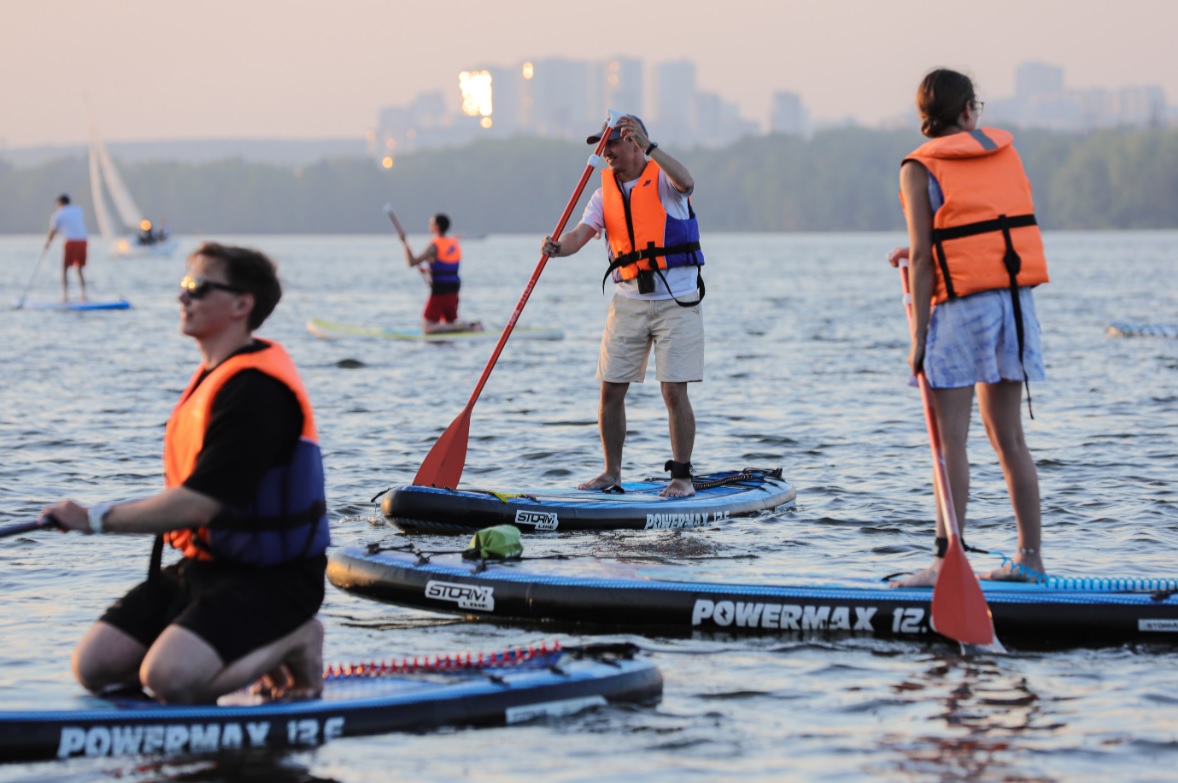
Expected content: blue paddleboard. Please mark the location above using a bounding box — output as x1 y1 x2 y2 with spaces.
328 547 1178 648
382 467 796 533
0 642 660 763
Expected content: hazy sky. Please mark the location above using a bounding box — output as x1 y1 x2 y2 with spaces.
3 0 1175 148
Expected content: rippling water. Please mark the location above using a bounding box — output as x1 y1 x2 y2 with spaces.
1 231 1176 782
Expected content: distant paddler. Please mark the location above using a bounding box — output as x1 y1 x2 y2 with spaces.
41 242 330 704
403 213 484 334
44 194 88 302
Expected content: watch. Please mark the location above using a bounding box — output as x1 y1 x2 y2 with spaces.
88 502 113 534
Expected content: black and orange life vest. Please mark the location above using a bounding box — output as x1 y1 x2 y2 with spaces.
601 160 704 286
163 340 329 566
901 127 1049 305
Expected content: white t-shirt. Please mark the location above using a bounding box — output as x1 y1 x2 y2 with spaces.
578 170 700 301
50 205 88 241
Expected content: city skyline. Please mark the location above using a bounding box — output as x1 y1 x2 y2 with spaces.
3 0 1176 148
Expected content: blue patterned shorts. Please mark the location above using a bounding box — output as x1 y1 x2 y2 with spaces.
924 287 1046 389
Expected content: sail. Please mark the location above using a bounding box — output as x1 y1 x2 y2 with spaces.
88 141 115 240
93 136 145 231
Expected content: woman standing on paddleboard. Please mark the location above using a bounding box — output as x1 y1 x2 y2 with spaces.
889 68 1047 586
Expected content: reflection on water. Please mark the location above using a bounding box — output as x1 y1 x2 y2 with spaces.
1 232 1177 782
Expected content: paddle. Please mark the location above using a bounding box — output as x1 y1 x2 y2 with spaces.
384 204 430 286
0 516 58 539
413 110 623 489
897 258 1000 649
14 248 47 310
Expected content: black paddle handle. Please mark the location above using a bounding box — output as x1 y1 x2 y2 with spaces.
0 516 59 539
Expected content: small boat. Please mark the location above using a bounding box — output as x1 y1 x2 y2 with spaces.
382 467 796 534
0 642 660 763
89 122 178 259
307 318 563 342
327 547 1178 648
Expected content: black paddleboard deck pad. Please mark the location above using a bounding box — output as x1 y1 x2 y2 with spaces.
383 467 796 533
328 547 1178 647
0 644 661 764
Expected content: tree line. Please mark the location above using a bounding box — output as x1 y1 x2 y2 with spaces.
3 126 1176 235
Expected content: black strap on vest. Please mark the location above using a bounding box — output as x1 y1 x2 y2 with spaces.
930 212 1038 418
169 500 327 564
148 534 164 581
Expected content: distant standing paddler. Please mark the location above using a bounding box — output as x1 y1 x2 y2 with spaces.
44 194 88 302
403 213 483 334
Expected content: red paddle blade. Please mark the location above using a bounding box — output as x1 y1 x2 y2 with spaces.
413 408 472 488
930 539 997 647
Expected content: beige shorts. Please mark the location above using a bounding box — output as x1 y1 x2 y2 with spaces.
596 293 704 383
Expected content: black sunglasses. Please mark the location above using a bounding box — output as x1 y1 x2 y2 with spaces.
180 275 246 300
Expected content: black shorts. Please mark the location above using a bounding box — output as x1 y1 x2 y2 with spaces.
99 555 326 665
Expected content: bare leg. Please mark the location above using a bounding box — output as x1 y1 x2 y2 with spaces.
977 381 1044 580
77 267 87 302
579 381 628 490
72 621 148 694
141 618 324 705
890 385 974 587
660 381 696 497
61 263 69 303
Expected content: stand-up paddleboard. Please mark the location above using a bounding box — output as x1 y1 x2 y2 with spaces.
0 642 660 764
1107 322 1178 338
383 467 796 534
307 318 563 342
14 299 130 311
328 547 1178 647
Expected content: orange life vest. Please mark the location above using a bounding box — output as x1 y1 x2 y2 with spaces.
163 340 328 564
601 160 704 283
429 236 461 292
902 127 1049 304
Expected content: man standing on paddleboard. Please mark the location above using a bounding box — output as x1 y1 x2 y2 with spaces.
404 213 484 334
42 242 330 704
542 115 706 498
44 194 88 303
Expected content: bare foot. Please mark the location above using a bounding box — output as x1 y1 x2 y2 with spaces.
469 320 485 332
660 477 695 498
888 563 941 588
269 618 324 700
578 472 619 491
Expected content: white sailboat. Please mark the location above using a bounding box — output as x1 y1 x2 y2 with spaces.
89 128 178 258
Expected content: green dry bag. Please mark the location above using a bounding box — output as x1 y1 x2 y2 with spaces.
462 524 523 560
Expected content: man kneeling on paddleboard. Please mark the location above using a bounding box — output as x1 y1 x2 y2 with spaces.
42 242 330 705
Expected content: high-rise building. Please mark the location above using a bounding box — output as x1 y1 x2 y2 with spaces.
652 60 696 146
1016 62 1065 99
770 91 809 137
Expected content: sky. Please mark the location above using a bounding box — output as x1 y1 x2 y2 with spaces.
3 0 1176 148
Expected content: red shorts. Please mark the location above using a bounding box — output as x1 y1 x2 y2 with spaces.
63 240 88 268
423 292 459 323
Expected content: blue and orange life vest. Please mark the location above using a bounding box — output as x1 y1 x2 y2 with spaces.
901 127 1049 305
163 340 329 566
601 160 704 285
429 236 461 294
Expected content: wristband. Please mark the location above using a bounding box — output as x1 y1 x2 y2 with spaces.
88 502 113 534
645 141 658 156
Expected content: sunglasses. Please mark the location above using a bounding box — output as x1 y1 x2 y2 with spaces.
180 275 246 300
